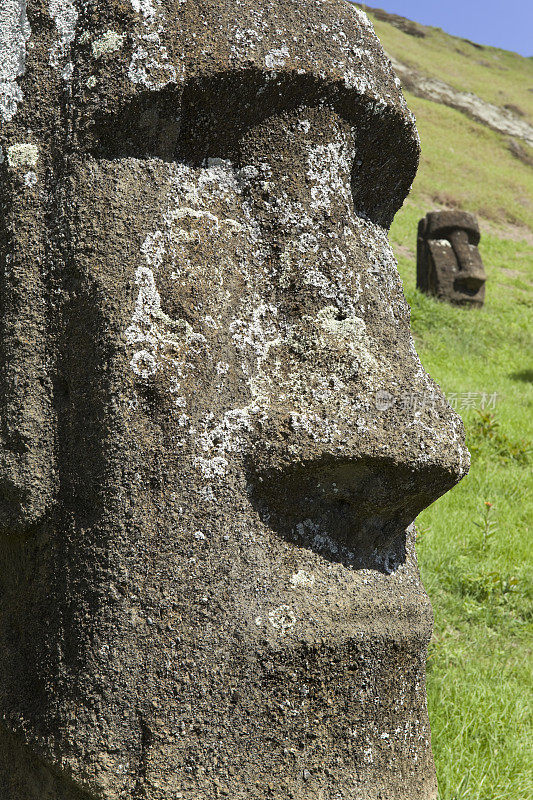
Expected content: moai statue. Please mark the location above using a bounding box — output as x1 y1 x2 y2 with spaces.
0 2 469 798
417 210 487 307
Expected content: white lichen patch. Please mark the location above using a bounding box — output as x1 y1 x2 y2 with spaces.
130 349 157 378
49 0 78 81
92 31 125 59
128 0 181 89
23 169 37 187
265 45 290 70
230 304 281 361
268 605 296 634
290 570 315 588
0 0 31 122
128 34 178 88
131 0 156 22
317 305 367 339
125 261 197 368
349 4 371 27
7 142 38 168
307 137 352 213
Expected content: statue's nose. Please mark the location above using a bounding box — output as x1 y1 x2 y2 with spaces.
455 272 486 293
448 229 487 292
0 217 55 534
251 451 462 569
250 396 467 568
248 312 469 565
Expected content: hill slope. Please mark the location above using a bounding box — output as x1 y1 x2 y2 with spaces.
357 6 533 800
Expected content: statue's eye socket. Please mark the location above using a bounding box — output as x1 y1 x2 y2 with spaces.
90 87 182 162
89 70 417 227
90 71 325 165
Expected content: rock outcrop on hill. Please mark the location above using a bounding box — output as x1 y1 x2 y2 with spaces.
389 57 533 147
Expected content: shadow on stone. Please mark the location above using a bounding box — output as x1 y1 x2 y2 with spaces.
246 454 455 573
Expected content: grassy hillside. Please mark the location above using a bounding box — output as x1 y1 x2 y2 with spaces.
362 7 533 800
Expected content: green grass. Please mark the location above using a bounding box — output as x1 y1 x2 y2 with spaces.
372 14 533 796
401 93 533 230
390 187 533 800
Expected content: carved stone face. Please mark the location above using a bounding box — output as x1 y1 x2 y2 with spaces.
417 210 487 307
0 2 468 798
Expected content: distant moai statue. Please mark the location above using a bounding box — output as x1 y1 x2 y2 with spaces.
0 1 469 798
417 210 487 307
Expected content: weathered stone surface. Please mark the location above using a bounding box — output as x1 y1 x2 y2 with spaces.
417 209 487 307
0 2 469 798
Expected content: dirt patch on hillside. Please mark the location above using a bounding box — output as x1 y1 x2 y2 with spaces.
499 267 526 279
507 138 533 167
393 242 416 260
480 221 533 246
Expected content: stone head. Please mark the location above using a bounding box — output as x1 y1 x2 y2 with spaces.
0 2 468 798
417 209 487 307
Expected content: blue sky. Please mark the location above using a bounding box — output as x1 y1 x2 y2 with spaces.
352 1 532 56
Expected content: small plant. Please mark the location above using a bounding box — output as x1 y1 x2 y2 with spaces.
502 436 532 464
459 569 520 604
488 571 520 597
475 410 500 439
467 411 530 465
474 501 498 551
415 523 431 544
